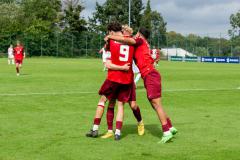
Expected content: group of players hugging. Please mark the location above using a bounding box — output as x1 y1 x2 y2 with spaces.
86 22 177 143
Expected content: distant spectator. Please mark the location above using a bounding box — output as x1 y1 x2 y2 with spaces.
8 44 14 65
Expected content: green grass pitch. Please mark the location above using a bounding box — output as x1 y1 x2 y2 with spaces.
0 58 240 160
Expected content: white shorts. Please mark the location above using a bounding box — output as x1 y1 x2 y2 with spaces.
8 54 14 59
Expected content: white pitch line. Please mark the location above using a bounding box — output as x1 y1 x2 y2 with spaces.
0 88 239 96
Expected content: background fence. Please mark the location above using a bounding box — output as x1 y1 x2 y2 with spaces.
0 32 240 58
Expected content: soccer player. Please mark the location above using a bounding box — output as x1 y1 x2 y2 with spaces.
13 41 25 76
105 27 178 143
151 46 161 67
99 45 111 71
7 44 14 65
86 22 143 140
122 25 141 85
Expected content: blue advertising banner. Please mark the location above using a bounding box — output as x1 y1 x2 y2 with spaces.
201 57 240 64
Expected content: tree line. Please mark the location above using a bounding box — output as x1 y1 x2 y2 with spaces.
0 0 239 57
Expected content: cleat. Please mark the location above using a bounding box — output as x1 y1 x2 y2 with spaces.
17 73 20 76
101 131 114 139
86 130 98 138
114 134 121 141
158 133 173 144
170 127 178 135
138 121 145 136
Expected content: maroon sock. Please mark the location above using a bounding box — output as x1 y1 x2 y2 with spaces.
94 118 101 125
16 67 19 73
116 121 123 130
107 107 114 130
162 124 169 132
167 118 173 128
132 106 142 122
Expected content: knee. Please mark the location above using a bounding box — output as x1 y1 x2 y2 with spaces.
130 102 138 110
150 99 159 110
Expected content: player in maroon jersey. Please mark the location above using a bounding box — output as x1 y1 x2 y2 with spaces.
14 41 25 76
86 22 143 140
105 27 177 143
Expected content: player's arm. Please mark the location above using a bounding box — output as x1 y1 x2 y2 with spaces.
105 60 130 71
104 35 136 45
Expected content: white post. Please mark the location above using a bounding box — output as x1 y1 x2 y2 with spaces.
128 0 131 27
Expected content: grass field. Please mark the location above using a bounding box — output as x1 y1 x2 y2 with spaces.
0 58 240 160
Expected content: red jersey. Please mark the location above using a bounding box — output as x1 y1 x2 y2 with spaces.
14 46 24 60
107 39 134 84
134 38 154 77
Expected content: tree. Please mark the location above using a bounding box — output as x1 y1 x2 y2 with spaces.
62 0 87 34
89 0 144 34
229 10 240 37
150 11 167 46
140 0 151 30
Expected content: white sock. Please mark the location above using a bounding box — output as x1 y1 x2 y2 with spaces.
115 129 121 136
108 130 113 133
163 130 171 136
92 125 99 131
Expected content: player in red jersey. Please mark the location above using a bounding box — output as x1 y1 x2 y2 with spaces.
105 27 178 143
14 41 25 76
86 22 143 140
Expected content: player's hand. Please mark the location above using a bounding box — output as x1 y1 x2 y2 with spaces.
122 63 130 71
104 35 110 42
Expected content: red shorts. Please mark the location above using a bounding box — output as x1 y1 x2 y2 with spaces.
143 69 162 100
98 79 136 102
15 59 23 64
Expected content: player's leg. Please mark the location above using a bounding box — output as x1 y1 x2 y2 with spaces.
8 58 10 65
129 101 144 135
150 98 177 143
115 101 124 140
86 96 107 138
101 99 116 138
15 61 20 76
144 70 176 143
11 58 15 65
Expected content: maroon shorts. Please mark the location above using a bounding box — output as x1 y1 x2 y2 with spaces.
143 69 162 100
15 59 23 64
98 79 136 102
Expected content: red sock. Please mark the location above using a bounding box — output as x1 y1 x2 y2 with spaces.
107 107 114 130
162 124 169 132
94 118 101 125
167 118 173 128
116 121 123 130
132 106 142 122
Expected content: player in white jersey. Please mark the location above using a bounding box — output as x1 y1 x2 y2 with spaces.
7 45 14 65
151 47 160 67
99 46 111 71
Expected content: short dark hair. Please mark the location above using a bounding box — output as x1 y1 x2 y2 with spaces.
139 27 150 39
107 22 122 32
